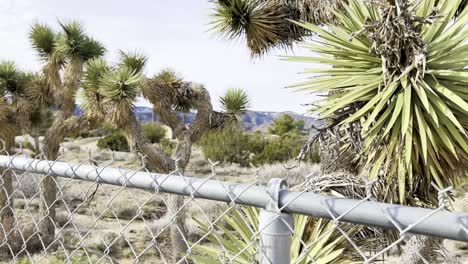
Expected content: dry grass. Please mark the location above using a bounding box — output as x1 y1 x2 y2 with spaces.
258 162 321 187
8 137 468 263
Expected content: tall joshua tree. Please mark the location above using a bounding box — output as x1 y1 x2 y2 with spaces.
29 21 105 245
79 52 249 261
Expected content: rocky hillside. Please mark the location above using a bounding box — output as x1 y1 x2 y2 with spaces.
76 106 321 132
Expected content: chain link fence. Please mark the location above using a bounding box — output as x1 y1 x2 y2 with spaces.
0 142 467 263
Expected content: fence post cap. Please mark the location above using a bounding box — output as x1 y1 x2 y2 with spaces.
266 178 288 212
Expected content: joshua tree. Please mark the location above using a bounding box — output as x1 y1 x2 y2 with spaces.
79 53 249 261
0 61 44 256
29 21 105 245
210 0 342 56
210 0 466 57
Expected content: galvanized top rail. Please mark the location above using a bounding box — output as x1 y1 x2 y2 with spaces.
1 155 467 242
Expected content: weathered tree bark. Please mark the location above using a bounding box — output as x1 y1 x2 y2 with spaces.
119 81 233 262
167 131 193 262
0 137 17 259
39 60 83 247
40 115 91 247
122 113 190 262
398 235 440 264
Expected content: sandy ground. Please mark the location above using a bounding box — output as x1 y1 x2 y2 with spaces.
8 136 468 263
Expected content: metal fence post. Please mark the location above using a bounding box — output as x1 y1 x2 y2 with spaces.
259 178 293 264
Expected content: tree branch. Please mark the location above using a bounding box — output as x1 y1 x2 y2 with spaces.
122 114 175 173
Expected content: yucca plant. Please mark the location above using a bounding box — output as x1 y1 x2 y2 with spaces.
192 206 358 263
287 0 467 204
219 88 251 128
220 88 250 114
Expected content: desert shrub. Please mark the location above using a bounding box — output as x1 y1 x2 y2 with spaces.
247 131 267 154
198 124 320 167
79 123 118 138
269 114 305 136
251 133 302 165
160 139 176 156
142 123 166 143
198 128 251 166
251 133 320 165
97 133 129 152
199 129 318 167
22 140 35 151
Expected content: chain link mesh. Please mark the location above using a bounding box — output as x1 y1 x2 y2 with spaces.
0 141 466 263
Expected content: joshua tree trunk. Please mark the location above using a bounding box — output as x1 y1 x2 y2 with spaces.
398 235 440 263
40 113 67 247
0 137 17 258
168 131 193 262
39 60 83 247
122 115 191 262
168 195 188 262
119 81 234 262
40 114 91 247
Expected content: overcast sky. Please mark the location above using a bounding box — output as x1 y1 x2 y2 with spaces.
0 0 318 114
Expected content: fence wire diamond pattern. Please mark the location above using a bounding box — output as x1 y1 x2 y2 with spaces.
0 142 466 263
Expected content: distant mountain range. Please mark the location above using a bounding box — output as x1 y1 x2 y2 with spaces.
75 106 322 132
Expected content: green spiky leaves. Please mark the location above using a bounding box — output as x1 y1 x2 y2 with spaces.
55 21 105 61
80 52 146 126
30 23 56 59
0 61 19 93
83 58 111 92
79 58 111 121
210 0 343 56
101 67 142 125
191 206 356 263
101 67 141 103
146 68 193 112
0 61 41 130
119 50 147 73
220 88 250 114
211 0 295 56
288 0 468 204
153 68 182 87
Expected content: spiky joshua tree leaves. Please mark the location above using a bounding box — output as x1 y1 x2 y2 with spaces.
29 20 105 245
79 51 250 261
210 0 342 56
288 0 468 205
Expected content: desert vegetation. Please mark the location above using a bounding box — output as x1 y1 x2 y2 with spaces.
0 0 466 263
207 0 468 262
198 113 320 166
